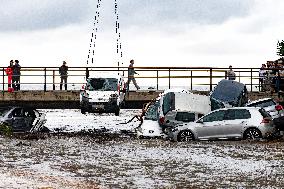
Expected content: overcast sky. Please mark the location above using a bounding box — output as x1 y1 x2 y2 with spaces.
0 0 283 68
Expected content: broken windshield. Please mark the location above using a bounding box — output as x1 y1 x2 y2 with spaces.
87 78 118 91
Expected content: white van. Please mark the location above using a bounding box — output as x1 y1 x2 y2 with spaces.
80 74 125 116
136 88 211 138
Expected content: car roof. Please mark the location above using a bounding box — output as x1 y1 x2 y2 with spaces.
215 106 262 111
245 98 274 106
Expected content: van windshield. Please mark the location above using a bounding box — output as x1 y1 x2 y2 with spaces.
87 78 118 91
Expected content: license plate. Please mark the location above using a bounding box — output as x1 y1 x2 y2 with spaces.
93 104 104 109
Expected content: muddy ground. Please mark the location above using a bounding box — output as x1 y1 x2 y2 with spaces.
0 109 284 188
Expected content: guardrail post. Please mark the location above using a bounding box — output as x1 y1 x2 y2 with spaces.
250 68 253 92
44 68 47 92
2 68 4 92
53 70 55 90
156 70 159 90
86 67 89 79
168 68 171 89
210 68 213 91
190 70 193 90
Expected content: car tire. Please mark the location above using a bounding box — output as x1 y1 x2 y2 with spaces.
81 108 87 114
243 128 262 140
177 130 195 142
39 126 50 133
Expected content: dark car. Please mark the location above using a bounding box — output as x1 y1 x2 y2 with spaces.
210 79 248 111
0 107 48 133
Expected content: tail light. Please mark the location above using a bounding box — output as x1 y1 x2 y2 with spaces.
117 84 120 92
275 105 283 111
81 85 85 90
261 118 271 124
159 117 165 124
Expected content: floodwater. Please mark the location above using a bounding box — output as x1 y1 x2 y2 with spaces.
0 109 284 188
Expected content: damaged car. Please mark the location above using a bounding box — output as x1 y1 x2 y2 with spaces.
168 107 275 142
0 107 48 133
136 88 211 138
210 79 248 111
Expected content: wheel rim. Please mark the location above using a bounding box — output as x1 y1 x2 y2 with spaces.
179 130 194 141
245 129 261 140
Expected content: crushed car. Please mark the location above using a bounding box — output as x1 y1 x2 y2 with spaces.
80 74 125 116
210 79 248 111
0 107 48 133
167 107 276 142
135 88 211 138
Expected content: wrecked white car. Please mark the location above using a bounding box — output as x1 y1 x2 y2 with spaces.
80 74 125 116
136 89 211 138
0 107 48 133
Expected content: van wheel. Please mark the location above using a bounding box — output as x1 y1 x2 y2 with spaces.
243 128 262 140
115 108 120 116
177 130 194 142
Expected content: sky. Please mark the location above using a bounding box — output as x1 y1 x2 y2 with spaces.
0 0 284 69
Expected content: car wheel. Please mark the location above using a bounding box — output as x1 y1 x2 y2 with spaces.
81 108 86 114
243 128 262 140
177 130 194 142
39 126 50 133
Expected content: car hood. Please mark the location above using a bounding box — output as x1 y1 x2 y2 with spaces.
87 91 118 102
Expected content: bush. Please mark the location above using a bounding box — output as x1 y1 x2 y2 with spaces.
0 123 12 136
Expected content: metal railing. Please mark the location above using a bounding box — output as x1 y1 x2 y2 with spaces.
0 66 267 92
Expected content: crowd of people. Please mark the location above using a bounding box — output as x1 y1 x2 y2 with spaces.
259 58 284 93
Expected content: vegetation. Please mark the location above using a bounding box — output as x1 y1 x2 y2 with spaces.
0 123 12 136
277 40 284 57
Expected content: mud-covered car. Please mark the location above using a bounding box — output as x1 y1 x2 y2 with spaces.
0 107 48 133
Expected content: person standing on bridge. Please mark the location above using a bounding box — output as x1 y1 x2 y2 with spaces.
12 60 21 91
5 60 14 92
126 59 140 90
59 61 68 90
227 65 236 80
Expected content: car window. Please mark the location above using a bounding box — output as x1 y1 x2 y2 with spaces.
145 102 159 120
247 100 276 108
175 112 196 122
259 108 272 118
12 108 23 117
225 109 251 120
202 110 226 122
162 92 175 115
23 109 35 117
87 78 118 91
0 108 10 117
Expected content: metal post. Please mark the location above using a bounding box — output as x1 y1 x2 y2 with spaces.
44 68 47 92
2 68 4 92
190 70 193 90
86 67 89 79
210 68 213 91
250 68 253 92
156 70 159 90
168 68 171 89
53 70 55 90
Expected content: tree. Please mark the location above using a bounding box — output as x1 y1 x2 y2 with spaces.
277 40 284 57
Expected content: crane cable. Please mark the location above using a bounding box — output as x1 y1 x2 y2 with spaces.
86 0 102 66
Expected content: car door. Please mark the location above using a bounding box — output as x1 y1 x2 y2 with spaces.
10 108 26 132
222 109 251 138
195 110 226 139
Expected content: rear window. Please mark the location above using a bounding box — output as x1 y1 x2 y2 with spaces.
175 112 196 122
87 78 118 91
247 99 276 108
145 102 159 120
259 108 272 118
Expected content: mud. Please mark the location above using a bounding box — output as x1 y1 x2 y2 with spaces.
0 109 284 188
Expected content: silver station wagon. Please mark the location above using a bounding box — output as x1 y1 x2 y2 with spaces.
168 107 276 142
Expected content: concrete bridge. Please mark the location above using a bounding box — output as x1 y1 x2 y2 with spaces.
0 90 279 109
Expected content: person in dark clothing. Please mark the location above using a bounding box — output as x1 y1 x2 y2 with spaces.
126 59 140 90
12 60 21 91
59 61 68 90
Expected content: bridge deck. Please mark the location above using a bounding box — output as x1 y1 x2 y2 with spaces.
0 90 278 109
